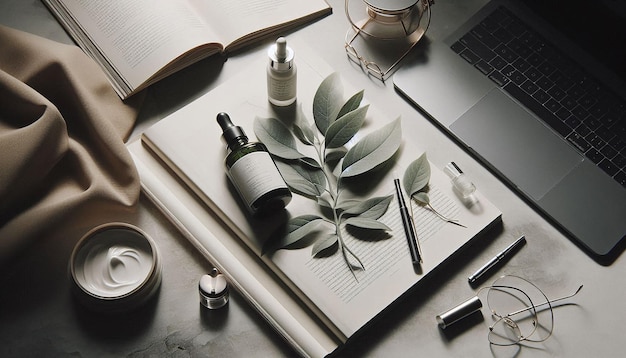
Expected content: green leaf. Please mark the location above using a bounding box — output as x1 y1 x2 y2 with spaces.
280 215 324 248
342 195 393 219
325 105 369 149
325 148 347 165
298 156 322 169
340 117 402 178
344 217 391 230
403 152 431 197
336 90 365 120
316 194 333 209
312 235 338 257
289 179 322 197
293 104 315 145
412 192 430 205
332 162 343 178
313 73 343 135
335 198 362 212
275 161 326 197
254 116 305 160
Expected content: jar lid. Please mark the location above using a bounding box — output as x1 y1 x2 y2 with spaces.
69 223 162 312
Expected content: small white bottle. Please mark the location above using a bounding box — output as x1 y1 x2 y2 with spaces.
267 37 297 106
444 162 477 203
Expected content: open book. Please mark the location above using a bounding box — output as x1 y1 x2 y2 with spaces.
127 43 501 357
42 0 331 99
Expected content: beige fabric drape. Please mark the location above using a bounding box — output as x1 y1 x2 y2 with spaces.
0 25 141 264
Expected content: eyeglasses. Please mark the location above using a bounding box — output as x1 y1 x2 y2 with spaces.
344 39 386 80
344 0 433 81
437 275 583 346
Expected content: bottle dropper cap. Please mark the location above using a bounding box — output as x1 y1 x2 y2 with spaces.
276 37 288 61
268 37 294 71
217 112 247 148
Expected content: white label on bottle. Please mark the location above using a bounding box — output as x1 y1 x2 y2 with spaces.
228 151 287 206
268 75 297 101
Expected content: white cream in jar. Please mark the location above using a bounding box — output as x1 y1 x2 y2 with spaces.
80 240 153 297
70 223 161 311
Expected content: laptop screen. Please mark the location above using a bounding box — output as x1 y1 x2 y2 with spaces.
525 0 626 83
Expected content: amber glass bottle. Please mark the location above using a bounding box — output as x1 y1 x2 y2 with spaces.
216 112 292 215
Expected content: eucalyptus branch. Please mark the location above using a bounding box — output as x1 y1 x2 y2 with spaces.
332 199 362 281
307 118 366 276
254 72 401 280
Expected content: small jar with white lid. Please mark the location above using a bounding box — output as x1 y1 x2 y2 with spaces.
199 268 229 309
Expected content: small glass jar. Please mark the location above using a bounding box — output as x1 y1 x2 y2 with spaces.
199 268 229 309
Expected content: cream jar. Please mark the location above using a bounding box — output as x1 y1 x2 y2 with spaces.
69 223 162 312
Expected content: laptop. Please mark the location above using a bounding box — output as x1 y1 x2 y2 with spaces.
393 0 626 263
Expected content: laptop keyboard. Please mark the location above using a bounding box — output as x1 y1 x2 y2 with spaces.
450 6 626 189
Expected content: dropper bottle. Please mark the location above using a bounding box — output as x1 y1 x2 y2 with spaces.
217 112 292 215
267 37 297 106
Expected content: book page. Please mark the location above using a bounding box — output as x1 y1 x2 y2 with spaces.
57 0 220 90
141 43 501 338
301 187 458 304
187 0 330 50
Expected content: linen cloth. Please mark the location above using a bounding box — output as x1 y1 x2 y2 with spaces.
0 25 141 264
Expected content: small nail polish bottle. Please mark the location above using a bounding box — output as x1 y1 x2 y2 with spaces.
444 162 477 201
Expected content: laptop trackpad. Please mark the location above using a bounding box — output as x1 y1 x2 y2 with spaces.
450 89 582 200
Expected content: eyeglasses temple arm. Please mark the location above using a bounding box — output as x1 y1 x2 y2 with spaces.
507 285 583 317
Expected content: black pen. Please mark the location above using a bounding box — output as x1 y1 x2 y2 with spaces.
468 235 526 284
394 178 422 265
